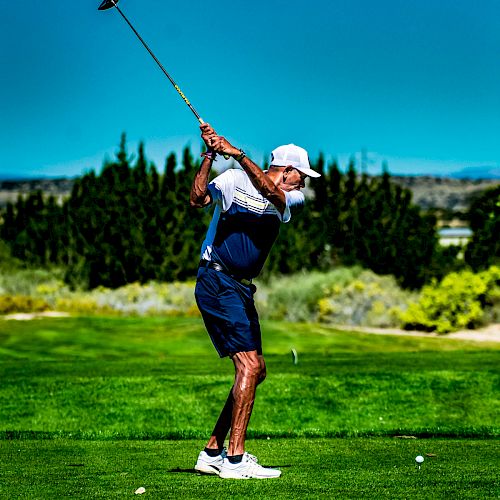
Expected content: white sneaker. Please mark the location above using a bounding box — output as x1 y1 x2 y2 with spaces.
194 448 227 475
219 454 281 479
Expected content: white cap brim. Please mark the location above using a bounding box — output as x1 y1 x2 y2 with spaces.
270 161 321 178
296 166 321 178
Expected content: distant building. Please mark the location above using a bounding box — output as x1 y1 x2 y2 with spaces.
438 227 472 247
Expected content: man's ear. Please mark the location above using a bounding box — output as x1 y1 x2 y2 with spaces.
283 166 293 179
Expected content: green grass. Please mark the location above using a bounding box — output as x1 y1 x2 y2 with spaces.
0 316 498 439
1 439 498 499
0 316 498 497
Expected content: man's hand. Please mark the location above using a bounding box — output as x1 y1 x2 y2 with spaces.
201 124 240 158
210 135 240 158
200 123 218 149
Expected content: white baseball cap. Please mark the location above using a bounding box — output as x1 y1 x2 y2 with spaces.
270 144 321 178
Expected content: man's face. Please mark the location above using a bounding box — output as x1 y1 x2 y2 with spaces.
279 167 307 192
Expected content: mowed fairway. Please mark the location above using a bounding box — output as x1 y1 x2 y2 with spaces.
0 316 499 498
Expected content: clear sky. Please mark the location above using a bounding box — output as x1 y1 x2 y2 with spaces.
1 0 499 179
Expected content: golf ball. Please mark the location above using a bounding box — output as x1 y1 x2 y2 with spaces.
415 455 424 464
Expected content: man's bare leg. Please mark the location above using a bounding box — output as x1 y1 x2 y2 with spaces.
205 388 233 451
215 353 281 478
227 350 264 457
205 354 266 453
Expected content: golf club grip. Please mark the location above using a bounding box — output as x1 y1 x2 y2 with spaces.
198 118 230 160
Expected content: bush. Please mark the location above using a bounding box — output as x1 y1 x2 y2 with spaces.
398 266 500 333
256 267 415 327
255 267 364 322
0 295 50 314
314 270 415 327
55 281 198 316
0 267 66 297
54 296 115 316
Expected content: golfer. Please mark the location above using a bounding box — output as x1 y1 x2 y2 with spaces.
190 123 320 479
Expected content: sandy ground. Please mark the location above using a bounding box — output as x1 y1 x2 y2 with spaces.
2 311 70 321
332 323 500 343
1 312 499 343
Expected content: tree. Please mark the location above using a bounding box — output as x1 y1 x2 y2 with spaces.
0 137 448 291
465 185 500 270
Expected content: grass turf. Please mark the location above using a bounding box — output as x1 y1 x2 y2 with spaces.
0 316 498 439
1 438 499 498
0 316 498 497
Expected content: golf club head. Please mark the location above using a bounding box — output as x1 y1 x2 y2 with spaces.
98 0 118 10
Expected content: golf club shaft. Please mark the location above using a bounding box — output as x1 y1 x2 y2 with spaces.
111 2 204 124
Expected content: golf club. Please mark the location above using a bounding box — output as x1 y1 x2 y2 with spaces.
98 0 230 158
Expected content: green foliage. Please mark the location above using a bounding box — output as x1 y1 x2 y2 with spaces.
0 267 66 296
399 266 500 333
0 193 64 266
256 268 416 328
3 265 500 332
316 270 415 327
0 136 212 290
256 267 363 322
54 281 198 317
465 185 500 270
267 159 440 288
1 137 446 289
0 239 22 269
0 295 49 314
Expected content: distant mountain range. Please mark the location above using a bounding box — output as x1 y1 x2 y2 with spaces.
0 175 498 213
391 176 499 212
0 178 74 207
447 166 500 179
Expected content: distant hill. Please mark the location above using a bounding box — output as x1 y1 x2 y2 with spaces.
448 165 500 179
0 175 498 213
0 178 74 207
391 176 499 212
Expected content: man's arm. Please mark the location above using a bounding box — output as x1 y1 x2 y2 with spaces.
237 156 286 214
190 124 218 208
190 154 214 208
211 136 286 214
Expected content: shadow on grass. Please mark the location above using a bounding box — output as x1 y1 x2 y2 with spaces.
168 464 292 474
169 468 198 474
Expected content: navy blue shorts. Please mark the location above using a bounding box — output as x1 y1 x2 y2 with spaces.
195 266 262 358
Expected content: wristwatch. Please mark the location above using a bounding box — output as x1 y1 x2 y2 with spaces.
234 149 246 162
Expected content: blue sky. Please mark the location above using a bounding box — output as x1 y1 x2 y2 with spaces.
1 0 499 179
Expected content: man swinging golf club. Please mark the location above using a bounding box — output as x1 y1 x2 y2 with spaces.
97 0 319 478
191 123 320 479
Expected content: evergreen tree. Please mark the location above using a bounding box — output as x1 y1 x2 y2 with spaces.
339 158 359 264
1 203 16 243
325 159 343 263
465 185 500 270
0 136 448 291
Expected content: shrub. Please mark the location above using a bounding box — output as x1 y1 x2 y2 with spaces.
255 267 364 322
256 267 415 327
398 266 500 333
53 281 198 316
54 296 116 316
0 295 50 314
0 267 66 297
314 270 415 327
89 281 197 316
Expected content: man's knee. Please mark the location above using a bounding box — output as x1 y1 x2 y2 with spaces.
233 351 260 375
241 358 261 379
